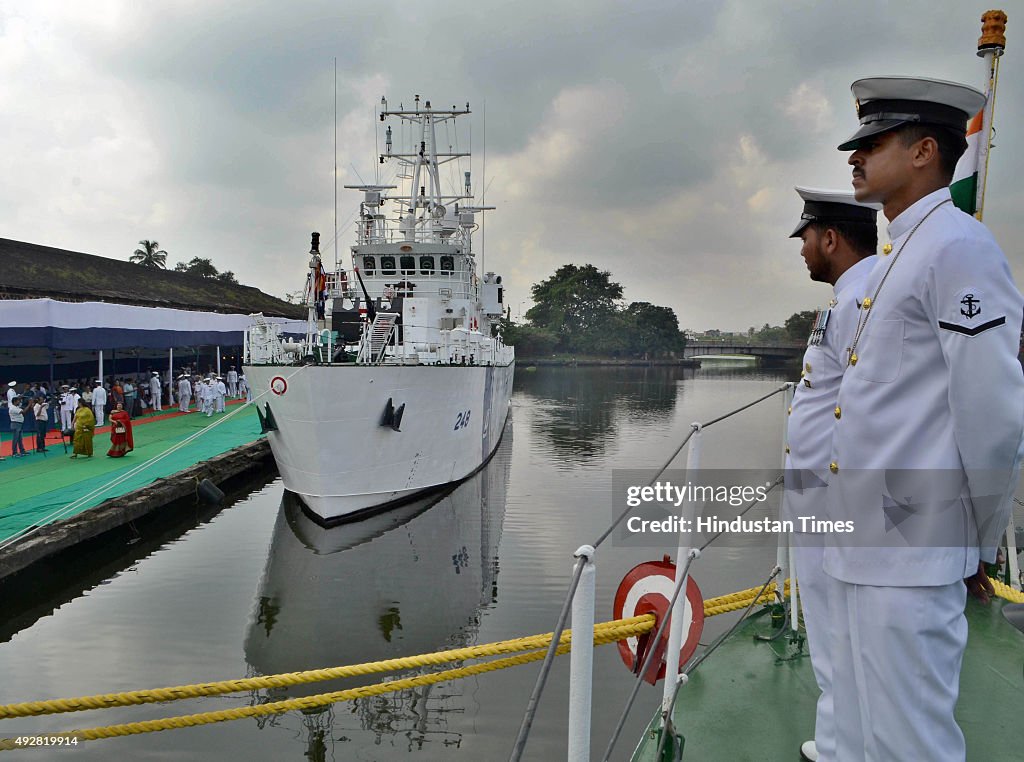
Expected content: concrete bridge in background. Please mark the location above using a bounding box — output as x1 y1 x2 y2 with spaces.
683 340 804 365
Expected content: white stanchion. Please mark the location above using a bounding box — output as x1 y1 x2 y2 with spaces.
567 545 596 762
776 384 793 607
1007 519 1021 591
662 424 702 714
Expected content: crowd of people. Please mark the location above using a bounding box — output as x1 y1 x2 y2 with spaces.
0 366 251 462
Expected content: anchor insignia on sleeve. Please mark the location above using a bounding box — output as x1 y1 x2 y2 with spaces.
960 294 981 319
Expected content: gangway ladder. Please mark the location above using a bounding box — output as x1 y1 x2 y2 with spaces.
358 312 399 364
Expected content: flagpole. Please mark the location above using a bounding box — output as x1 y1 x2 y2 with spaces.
974 10 1007 221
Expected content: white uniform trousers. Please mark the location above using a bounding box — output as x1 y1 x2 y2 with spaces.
153 391 162 412
827 575 967 761
793 537 834 761
179 394 191 413
61 409 73 432
93 403 105 427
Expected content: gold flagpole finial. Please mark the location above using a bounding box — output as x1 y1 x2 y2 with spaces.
978 10 1007 53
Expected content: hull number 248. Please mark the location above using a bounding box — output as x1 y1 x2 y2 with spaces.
454 410 472 430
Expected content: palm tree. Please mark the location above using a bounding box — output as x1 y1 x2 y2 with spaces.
130 240 168 268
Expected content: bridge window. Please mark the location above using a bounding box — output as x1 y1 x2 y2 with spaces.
440 255 455 273
363 256 376 273
380 256 396 275
419 255 435 274
400 255 415 274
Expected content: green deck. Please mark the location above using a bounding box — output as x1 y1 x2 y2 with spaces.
632 600 1024 761
0 402 264 543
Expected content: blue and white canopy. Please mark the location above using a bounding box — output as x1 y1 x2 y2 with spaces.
0 298 305 350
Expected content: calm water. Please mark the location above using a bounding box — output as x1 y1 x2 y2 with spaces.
1 364 799 760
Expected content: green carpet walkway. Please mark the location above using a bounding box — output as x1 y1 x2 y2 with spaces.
0 403 265 544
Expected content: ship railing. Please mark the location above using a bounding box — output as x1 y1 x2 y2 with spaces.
362 323 513 367
509 383 796 762
355 271 475 300
323 271 351 299
353 220 470 246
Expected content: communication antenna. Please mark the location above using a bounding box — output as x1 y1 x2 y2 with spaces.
333 58 338 267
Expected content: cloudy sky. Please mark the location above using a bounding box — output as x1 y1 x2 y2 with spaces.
2 1 1020 331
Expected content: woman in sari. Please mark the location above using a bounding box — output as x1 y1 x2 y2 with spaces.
71 399 95 458
106 402 134 458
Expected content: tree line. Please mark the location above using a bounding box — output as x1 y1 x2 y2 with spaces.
500 264 686 359
129 239 237 284
500 264 818 358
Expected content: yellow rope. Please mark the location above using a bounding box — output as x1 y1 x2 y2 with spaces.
0 619 651 749
990 576 1024 603
0 616 653 720
0 586 789 723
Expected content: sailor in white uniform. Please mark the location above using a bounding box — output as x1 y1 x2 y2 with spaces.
226 367 239 398
784 187 879 762
91 381 108 427
59 385 78 432
215 377 227 413
149 372 162 412
178 375 192 413
826 76 1024 762
203 378 215 417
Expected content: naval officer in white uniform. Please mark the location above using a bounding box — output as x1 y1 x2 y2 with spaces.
784 187 879 762
149 371 162 412
91 381 108 427
826 76 1024 761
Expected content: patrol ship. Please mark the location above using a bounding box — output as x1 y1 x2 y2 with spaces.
244 97 514 523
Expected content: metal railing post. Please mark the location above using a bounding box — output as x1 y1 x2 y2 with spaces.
568 545 596 762
1007 518 1021 591
776 384 794 606
662 423 702 714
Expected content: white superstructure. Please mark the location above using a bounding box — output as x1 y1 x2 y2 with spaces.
244 97 514 523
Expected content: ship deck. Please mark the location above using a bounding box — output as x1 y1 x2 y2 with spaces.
0 401 261 544
631 598 1024 761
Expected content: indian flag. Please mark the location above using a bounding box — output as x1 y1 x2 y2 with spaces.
950 109 984 215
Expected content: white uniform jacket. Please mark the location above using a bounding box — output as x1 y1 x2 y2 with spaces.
784 256 877 529
825 187 1024 586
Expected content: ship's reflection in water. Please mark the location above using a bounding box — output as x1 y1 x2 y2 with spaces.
243 423 511 755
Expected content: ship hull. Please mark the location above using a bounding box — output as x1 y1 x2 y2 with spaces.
243 362 515 522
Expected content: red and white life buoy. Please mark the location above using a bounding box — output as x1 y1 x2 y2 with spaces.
270 376 288 396
612 556 704 684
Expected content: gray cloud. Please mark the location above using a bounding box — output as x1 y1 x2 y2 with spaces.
1 1 1020 331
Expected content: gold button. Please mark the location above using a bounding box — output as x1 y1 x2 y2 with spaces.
788 406 792 415
862 297 872 309
803 379 812 388
882 243 893 255
830 462 839 474
800 370 805 378
834 406 842 419
850 352 858 366
785 445 790 454
805 362 812 373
